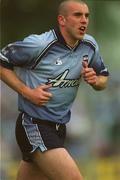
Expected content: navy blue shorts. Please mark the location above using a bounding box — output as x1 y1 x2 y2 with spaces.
15 112 66 162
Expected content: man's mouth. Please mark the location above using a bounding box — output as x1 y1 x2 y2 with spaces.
79 26 86 33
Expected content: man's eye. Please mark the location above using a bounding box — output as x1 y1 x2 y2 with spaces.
74 13 82 17
85 13 89 18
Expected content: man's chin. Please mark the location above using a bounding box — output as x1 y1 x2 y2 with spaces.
77 35 85 40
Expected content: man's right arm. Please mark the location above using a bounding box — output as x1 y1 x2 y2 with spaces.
0 66 52 106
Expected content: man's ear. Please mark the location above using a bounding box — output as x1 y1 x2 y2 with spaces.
58 15 66 26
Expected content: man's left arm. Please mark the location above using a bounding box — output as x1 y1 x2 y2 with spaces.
82 61 108 90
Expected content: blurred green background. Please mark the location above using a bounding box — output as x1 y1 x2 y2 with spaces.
1 0 120 179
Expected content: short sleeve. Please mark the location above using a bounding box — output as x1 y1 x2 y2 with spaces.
0 34 41 69
89 43 109 76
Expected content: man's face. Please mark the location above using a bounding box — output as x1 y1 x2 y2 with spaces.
59 2 89 43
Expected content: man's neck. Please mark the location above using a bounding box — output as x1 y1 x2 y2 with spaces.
60 28 79 48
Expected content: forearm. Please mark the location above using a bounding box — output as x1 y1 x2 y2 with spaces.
0 66 31 98
92 75 108 91
0 65 52 106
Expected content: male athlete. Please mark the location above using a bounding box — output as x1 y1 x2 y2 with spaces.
0 0 109 179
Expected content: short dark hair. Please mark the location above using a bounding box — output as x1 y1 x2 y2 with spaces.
58 0 86 16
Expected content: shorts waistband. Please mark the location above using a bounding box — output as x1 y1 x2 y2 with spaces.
32 118 65 132
32 118 61 126
21 112 64 127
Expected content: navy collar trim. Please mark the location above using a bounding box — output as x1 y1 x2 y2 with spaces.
53 27 81 50
53 27 67 46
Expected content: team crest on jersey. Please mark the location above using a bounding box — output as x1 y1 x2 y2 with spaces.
83 55 89 62
55 58 63 65
47 69 81 88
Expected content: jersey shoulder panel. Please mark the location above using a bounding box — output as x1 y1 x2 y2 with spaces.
83 34 99 50
23 29 57 49
25 30 58 69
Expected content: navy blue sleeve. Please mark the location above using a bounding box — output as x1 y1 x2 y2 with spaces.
89 45 109 76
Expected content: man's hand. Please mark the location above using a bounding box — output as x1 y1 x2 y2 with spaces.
81 61 108 90
24 84 53 106
82 61 97 86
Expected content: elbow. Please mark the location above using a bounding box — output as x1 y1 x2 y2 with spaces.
92 76 108 91
92 84 107 91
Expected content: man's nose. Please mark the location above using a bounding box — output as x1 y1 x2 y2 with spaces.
80 15 88 24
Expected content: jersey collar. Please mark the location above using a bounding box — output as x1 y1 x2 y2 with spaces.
53 27 81 51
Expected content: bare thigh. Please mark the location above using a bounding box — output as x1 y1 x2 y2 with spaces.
16 160 49 180
32 148 83 180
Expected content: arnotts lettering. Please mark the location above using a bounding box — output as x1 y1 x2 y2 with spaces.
47 69 81 88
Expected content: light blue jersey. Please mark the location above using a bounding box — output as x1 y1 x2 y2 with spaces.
0 28 109 123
